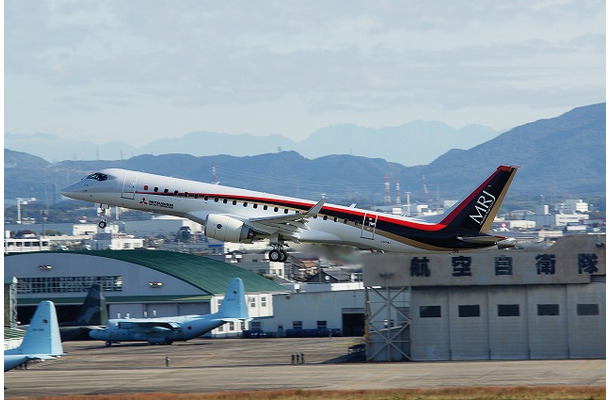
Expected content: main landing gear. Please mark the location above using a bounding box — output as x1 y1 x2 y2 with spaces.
268 249 288 262
268 246 288 262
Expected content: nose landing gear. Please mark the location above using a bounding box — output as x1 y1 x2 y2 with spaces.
96 203 110 229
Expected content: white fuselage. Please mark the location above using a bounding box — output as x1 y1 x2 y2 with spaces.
62 166 518 253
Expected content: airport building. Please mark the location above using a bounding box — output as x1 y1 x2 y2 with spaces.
362 234 606 361
3 235 605 362
4 250 287 337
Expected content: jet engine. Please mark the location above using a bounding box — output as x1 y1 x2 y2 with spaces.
204 214 256 243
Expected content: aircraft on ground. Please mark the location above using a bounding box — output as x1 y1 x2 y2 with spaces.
5 301 64 372
59 284 109 341
17 284 109 341
88 277 248 346
61 165 518 261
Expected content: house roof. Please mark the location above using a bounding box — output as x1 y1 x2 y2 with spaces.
6 249 287 296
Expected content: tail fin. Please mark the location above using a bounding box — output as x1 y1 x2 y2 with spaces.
440 165 518 233
8 301 63 357
217 278 248 320
73 284 108 325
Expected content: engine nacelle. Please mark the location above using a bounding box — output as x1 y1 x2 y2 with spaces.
204 214 255 243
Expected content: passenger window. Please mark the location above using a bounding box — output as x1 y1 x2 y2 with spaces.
253 204 258 209
174 190 179 196
154 187 158 192
164 189 169 194
274 207 279 212
233 200 237 205
184 192 189 197
214 197 219 202
284 209 289 214
243 202 248 207
263 205 268 210
223 199 227 203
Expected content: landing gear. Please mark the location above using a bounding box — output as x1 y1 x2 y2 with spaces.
97 203 110 230
268 248 288 262
268 236 289 262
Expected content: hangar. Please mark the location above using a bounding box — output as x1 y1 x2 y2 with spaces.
363 234 606 361
4 250 287 337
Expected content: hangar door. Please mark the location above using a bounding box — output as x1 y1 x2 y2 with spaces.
342 308 365 336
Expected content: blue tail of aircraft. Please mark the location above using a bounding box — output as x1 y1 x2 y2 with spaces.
5 301 63 371
217 278 248 320
12 301 63 356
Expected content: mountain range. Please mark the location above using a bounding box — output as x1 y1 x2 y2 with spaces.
4 121 498 167
4 103 605 210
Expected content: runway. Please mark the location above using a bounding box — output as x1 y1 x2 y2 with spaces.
4 338 605 397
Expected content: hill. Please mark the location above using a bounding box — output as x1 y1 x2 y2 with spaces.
4 103 605 209
5 121 497 167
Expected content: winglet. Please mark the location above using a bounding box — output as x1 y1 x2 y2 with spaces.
304 198 326 218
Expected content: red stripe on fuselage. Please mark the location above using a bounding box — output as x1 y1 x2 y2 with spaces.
135 191 444 231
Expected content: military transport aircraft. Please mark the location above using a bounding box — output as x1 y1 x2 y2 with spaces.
5 301 64 372
61 165 518 261
88 277 248 346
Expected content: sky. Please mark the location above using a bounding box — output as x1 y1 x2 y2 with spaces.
4 0 606 147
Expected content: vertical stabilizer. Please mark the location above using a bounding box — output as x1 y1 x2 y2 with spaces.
217 278 248 320
440 165 518 234
73 284 108 325
8 301 63 357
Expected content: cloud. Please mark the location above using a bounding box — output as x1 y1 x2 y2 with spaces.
4 0 605 143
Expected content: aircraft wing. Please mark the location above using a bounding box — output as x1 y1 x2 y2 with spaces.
246 198 326 241
117 320 181 333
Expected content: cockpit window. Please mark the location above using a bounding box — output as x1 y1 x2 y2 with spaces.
86 173 108 181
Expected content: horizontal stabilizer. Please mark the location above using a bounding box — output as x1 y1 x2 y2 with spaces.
457 235 507 244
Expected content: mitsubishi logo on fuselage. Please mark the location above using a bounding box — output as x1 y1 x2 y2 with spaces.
469 190 496 225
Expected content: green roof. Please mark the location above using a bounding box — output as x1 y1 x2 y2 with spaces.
4 327 26 340
6 250 286 296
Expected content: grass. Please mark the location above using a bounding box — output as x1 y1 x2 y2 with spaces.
14 386 606 400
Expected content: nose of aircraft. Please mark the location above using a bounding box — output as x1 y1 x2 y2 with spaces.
60 181 86 200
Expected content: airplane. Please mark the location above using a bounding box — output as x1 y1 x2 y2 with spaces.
88 277 248 346
59 284 109 341
5 301 64 372
61 165 518 261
